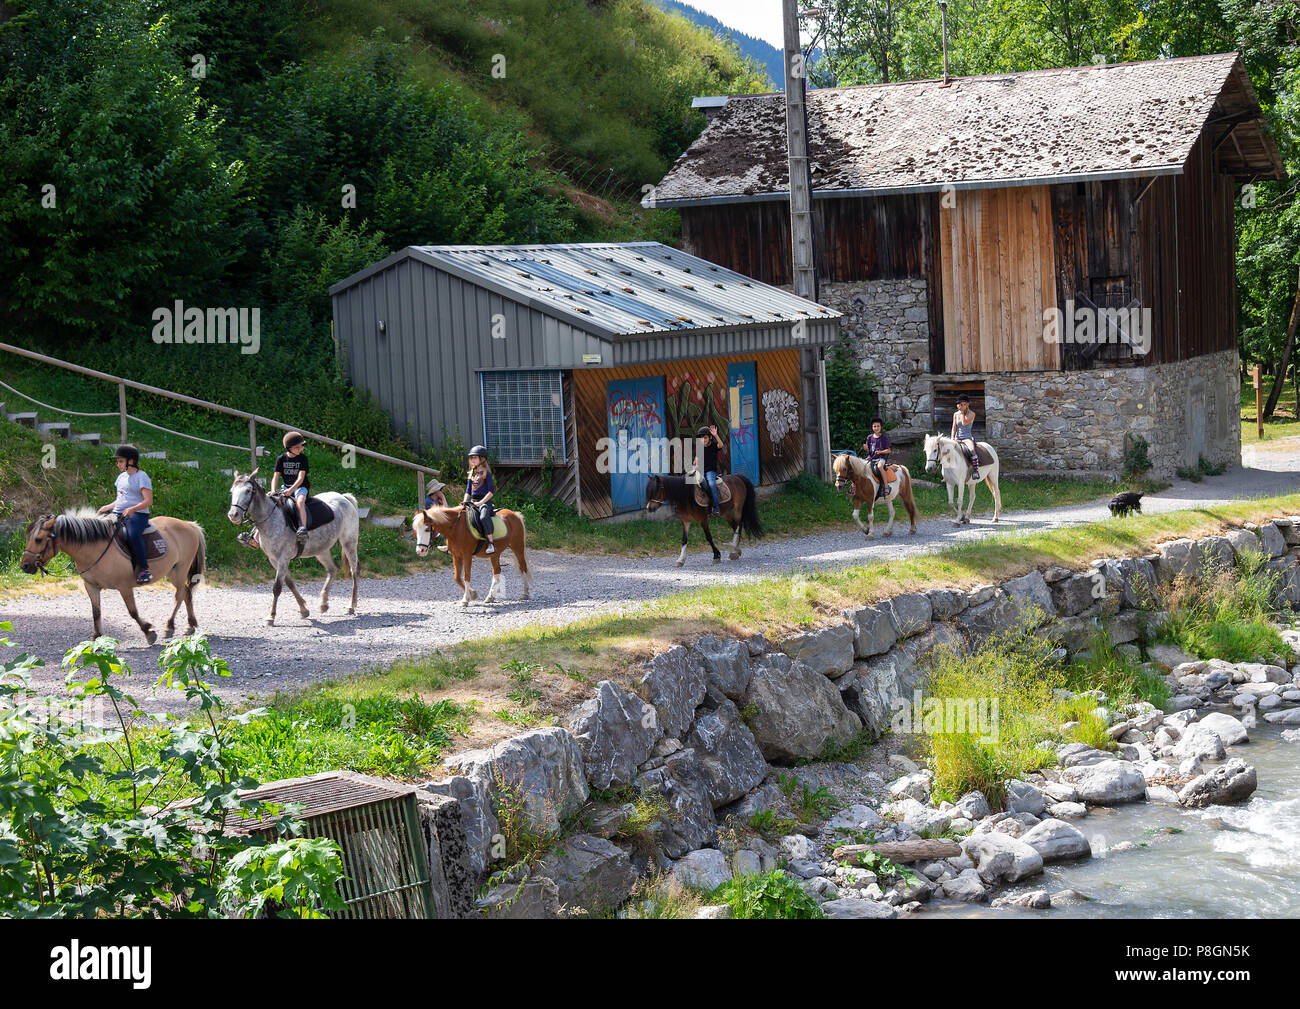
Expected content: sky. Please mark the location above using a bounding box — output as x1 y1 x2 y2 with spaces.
685 0 788 49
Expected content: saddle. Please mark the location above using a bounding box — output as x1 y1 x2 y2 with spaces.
466 510 508 541
692 477 733 509
112 521 168 563
869 463 901 498
276 494 335 532
959 442 995 467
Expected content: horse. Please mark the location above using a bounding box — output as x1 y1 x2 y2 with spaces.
923 433 1003 525
644 473 763 566
832 454 918 537
226 470 360 625
411 505 531 606
19 511 206 644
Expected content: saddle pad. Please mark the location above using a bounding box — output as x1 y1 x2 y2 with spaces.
113 523 169 562
279 495 335 531
692 478 733 509
467 513 509 540
973 444 994 466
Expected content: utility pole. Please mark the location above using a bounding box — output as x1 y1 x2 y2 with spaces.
783 0 830 480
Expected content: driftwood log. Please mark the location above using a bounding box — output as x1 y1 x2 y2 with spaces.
832 839 961 864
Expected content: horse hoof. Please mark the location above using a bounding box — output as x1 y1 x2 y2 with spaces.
674 560 685 568
728 551 740 561
883 529 893 538
319 602 329 613
145 630 157 646
347 607 356 615
712 556 721 565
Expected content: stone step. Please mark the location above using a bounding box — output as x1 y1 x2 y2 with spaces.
73 432 102 446
367 514 406 529
7 412 37 427
179 460 199 468
37 421 71 438
356 505 371 519
141 451 167 460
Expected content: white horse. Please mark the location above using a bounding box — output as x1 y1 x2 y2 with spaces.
923 434 1003 525
227 470 360 624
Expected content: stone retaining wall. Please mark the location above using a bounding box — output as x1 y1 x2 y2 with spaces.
424 515 1300 917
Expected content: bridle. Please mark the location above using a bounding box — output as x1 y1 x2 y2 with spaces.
21 514 116 577
645 475 667 513
228 480 257 524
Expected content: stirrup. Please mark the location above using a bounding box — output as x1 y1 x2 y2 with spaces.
136 570 152 585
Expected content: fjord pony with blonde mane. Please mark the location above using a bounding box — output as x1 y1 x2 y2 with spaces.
20 511 206 643
412 504 531 606
832 454 918 538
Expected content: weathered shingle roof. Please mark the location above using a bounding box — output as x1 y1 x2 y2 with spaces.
652 52 1281 206
330 242 839 339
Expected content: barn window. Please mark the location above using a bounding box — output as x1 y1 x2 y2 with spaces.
480 370 566 464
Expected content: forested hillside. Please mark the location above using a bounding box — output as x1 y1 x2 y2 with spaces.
0 0 769 450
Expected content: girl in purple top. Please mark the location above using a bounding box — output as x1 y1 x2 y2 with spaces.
463 446 497 554
863 417 891 490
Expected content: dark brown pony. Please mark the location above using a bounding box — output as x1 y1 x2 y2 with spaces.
832 454 918 537
411 505 531 606
645 473 763 566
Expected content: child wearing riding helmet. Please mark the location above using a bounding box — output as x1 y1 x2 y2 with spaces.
693 423 724 516
272 431 311 542
464 447 497 554
423 477 450 552
863 418 892 490
97 445 154 584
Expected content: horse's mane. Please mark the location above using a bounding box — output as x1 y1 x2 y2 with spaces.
53 513 116 544
420 505 463 527
837 454 870 477
654 474 700 504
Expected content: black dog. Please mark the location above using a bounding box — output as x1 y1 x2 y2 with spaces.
1109 491 1144 517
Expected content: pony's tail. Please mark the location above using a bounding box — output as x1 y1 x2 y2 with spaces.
188 524 207 588
515 511 529 575
739 475 764 538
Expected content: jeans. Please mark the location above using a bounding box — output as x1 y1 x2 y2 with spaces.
473 502 494 536
705 471 720 511
119 511 150 570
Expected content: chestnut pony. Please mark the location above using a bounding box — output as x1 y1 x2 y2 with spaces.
411 505 531 606
832 454 918 537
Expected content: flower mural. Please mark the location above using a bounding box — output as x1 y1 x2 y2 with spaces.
666 370 729 454
762 388 800 456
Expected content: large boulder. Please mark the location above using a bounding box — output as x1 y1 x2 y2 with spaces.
1153 538 1201 583
1059 759 1147 805
963 832 1044 884
958 590 1019 642
1002 570 1057 624
940 868 989 902
423 773 497 877
536 834 638 914
822 898 900 919
567 680 662 789
684 698 768 807
1259 522 1288 558
843 604 897 659
692 635 752 700
1004 780 1046 815
743 655 861 762
1178 759 1258 808
477 876 560 919
440 727 589 873
1195 711 1249 746
639 645 707 739
926 588 969 619
1094 557 1157 609
1020 818 1092 863
1198 535 1235 572
780 624 856 678
1052 573 1100 617
1172 724 1226 762
667 848 732 894
634 748 717 858
886 593 933 638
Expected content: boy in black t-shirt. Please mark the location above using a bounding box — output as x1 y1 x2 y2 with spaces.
272 431 311 541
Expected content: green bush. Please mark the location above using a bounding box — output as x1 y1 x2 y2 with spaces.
1155 553 1287 663
709 870 825 919
825 332 880 451
1123 434 1152 480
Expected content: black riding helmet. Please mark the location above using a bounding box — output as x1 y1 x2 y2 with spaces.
468 445 489 458
114 444 140 466
283 431 306 450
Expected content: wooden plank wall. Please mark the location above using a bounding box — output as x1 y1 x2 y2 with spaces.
572 350 804 519
680 195 931 285
939 186 1060 373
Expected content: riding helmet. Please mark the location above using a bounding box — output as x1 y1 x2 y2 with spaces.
114 444 140 466
468 445 489 458
283 431 306 449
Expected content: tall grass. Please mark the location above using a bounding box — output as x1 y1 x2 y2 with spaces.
1156 552 1287 663
1066 626 1170 711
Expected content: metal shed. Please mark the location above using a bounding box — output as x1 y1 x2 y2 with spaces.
330 242 842 517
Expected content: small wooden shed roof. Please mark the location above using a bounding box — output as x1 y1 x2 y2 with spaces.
652 52 1282 207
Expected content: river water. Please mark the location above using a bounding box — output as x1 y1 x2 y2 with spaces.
928 724 1300 918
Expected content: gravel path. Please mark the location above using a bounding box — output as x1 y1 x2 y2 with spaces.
5 441 1298 715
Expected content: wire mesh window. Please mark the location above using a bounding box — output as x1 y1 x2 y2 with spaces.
480 370 566 464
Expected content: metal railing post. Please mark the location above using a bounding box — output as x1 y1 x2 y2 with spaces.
118 382 127 445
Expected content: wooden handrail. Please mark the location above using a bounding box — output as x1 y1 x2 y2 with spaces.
0 342 440 500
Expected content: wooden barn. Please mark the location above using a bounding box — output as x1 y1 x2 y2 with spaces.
329 243 840 517
651 52 1283 479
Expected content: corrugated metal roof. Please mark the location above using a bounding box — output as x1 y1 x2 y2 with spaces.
394 242 838 338
653 52 1281 206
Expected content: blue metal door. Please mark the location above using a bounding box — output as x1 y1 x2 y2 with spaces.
606 376 667 514
727 362 759 485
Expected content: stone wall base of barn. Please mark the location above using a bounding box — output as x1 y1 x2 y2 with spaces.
815 277 1241 481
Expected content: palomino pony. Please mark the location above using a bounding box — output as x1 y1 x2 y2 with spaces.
644 473 762 566
923 433 1003 525
412 505 531 606
20 511 206 643
227 470 360 624
832 454 918 537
